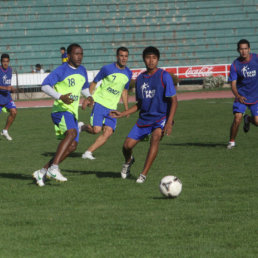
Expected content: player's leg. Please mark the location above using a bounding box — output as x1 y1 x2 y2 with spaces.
88 125 113 152
33 112 78 186
81 125 102 160
227 102 246 149
47 112 79 182
121 137 139 179
43 140 77 170
4 107 17 130
51 128 77 165
34 131 77 186
120 124 149 179
229 112 243 141
82 104 114 160
252 116 258 126
136 127 163 183
80 102 103 135
243 103 258 133
80 124 101 134
123 137 139 163
1 101 17 141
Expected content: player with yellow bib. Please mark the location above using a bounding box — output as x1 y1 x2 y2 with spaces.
33 43 92 187
80 47 132 160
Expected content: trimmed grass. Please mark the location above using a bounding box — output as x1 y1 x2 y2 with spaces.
0 99 257 257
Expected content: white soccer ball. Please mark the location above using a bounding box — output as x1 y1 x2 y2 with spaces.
159 175 182 198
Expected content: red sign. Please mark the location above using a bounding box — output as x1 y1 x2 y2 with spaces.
132 64 230 80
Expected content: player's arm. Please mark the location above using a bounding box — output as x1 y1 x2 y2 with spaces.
0 85 16 92
121 89 129 111
81 88 94 109
41 85 73 104
231 80 246 104
82 81 96 109
163 95 178 136
110 102 140 118
89 81 97 95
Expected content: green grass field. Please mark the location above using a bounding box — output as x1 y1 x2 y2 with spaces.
0 99 258 258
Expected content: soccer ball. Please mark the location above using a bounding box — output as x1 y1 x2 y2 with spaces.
159 175 182 198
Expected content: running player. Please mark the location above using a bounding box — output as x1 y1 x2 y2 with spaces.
111 46 178 183
227 39 258 149
80 47 132 160
33 43 92 187
0 53 17 141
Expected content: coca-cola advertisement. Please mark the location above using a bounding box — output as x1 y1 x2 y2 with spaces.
177 65 230 79
132 65 230 80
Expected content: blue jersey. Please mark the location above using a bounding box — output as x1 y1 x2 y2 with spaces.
229 53 258 104
0 66 12 105
42 62 89 119
135 68 176 126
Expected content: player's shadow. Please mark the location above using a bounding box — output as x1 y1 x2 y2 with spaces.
41 152 82 158
152 196 177 200
63 169 137 180
163 142 226 148
0 173 32 180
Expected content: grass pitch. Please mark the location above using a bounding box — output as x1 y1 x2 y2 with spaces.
0 99 258 257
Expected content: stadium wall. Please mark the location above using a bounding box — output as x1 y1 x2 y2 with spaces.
0 0 257 74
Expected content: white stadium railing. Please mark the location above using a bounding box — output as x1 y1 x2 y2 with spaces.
11 64 230 91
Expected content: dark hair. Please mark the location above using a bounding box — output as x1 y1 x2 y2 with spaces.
60 47 66 51
35 64 41 68
142 46 160 60
1 53 10 61
67 43 82 55
116 47 129 56
237 39 250 50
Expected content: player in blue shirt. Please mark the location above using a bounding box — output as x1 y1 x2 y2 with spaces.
227 39 258 149
111 46 178 183
33 43 92 187
0 53 17 141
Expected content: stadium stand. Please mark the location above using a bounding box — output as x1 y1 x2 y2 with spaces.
0 0 257 74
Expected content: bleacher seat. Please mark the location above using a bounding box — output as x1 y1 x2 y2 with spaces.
0 0 257 73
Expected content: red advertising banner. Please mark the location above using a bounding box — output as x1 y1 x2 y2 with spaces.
132 64 231 80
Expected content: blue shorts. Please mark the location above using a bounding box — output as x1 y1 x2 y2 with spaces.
90 102 117 131
233 102 258 116
0 100 16 113
128 118 166 140
51 111 79 142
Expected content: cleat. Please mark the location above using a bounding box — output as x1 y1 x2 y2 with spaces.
33 170 46 187
82 151 96 160
136 174 146 184
243 114 250 133
227 141 235 149
47 166 67 182
1 130 12 141
121 156 135 179
78 121 84 133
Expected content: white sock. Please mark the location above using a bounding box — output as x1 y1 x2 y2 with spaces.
40 168 47 175
51 164 59 169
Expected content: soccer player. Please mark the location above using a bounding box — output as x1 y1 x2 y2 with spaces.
80 47 132 160
33 43 92 187
227 39 258 149
60 47 68 63
110 46 178 183
0 53 17 141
